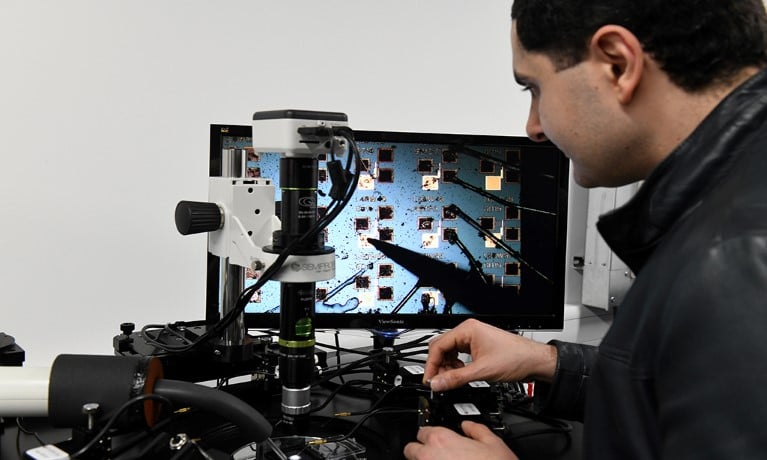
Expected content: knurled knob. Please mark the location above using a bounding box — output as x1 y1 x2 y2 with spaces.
119 322 135 336
175 200 223 235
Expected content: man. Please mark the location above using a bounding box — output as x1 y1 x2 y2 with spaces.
404 1 767 459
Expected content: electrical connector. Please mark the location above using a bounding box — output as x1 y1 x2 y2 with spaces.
327 160 353 200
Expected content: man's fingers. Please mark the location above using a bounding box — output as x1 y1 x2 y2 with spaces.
423 354 463 384
461 421 497 443
405 426 462 459
403 441 423 460
429 365 475 392
417 426 460 443
423 327 472 382
423 320 488 387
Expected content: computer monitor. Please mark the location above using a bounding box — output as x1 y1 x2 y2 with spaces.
208 124 568 331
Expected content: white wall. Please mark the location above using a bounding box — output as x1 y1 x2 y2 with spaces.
0 0 606 367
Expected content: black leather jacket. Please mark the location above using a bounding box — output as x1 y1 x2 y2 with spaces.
534 67 767 459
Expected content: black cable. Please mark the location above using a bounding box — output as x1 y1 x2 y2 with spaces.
314 341 373 357
315 337 428 385
334 384 429 417
392 355 428 365
315 379 383 403
309 379 380 414
393 348 429 359
393 332 436 351
315 408 418 444
316 331 432 359
315 362 376 386
118 431 169 460
163 323 195 344
15 417 46 447
193 420 244 448
70 393 172 459
111 417 173 459
153 379 272 443
505 395 534 410
290 408 417 459
334 330 346 384
314 354 382 384
140 323 196 349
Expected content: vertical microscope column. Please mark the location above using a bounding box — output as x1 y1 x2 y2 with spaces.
218 148 247 354
277 156 321 430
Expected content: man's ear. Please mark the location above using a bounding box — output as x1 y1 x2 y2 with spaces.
589 25 644 104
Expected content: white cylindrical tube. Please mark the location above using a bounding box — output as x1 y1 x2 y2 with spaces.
0 367 50 417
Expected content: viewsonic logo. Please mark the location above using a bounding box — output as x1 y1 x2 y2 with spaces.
378 319 405 326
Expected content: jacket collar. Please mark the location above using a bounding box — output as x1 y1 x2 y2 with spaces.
597 66 767 273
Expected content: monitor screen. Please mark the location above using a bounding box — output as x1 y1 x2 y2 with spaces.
208 124 568 331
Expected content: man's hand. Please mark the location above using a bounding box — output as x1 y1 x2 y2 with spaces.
423 319 557 392
403 421 518 460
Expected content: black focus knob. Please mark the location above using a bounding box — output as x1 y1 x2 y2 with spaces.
175 200 222 235
119 322 135 336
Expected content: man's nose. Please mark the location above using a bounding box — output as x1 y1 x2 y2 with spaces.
526 106 548 143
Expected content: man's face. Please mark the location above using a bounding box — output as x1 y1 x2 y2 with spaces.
511 23 638 187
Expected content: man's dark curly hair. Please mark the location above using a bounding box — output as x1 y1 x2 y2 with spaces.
511 0 767 92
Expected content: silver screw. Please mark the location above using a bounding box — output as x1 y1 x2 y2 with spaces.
383 346 395 364
81 403 100 431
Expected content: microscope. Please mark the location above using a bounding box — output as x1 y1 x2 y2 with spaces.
172 109 358 430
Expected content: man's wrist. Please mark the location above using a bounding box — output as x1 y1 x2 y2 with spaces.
529 343 557 383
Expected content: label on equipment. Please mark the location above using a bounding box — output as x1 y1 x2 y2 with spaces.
453 403 481 416
25 445 71 460
404 365 425 374
468 381 490 388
